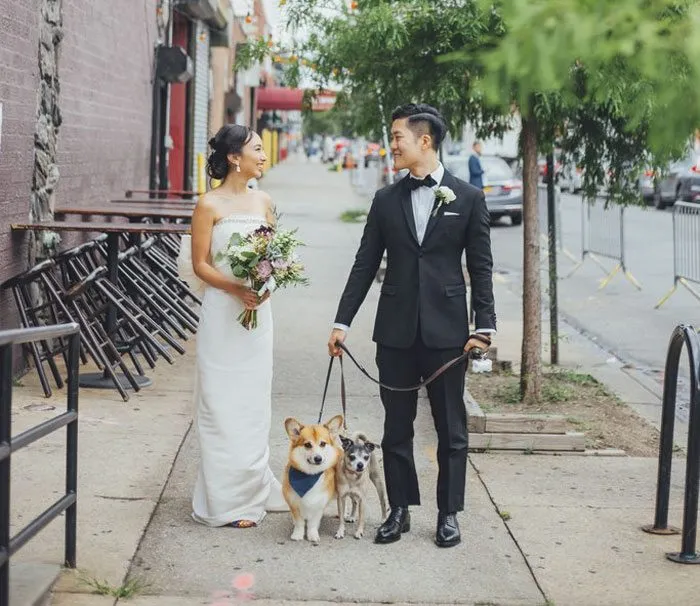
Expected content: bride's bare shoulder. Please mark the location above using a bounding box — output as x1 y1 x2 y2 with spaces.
252 188 273 202
255 190 277 222
193 192 219 217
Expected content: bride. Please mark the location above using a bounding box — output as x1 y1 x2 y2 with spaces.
190 124 288 528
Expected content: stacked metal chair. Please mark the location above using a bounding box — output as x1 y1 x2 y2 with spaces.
2 232 199 402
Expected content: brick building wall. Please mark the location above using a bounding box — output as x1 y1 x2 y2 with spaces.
0 0 157 330
0 0 41 328
58 1 157 214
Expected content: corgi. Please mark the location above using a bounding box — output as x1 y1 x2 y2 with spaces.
282 415 344 543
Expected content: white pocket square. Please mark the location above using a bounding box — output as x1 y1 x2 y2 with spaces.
444 211 461 216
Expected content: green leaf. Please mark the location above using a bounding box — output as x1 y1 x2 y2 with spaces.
231 266 248 279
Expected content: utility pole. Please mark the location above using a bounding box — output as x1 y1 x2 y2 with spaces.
546 152 559 365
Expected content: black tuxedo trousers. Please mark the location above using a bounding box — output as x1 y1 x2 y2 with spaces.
377 326 468 513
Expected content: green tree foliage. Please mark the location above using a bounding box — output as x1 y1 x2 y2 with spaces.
237 0 700 402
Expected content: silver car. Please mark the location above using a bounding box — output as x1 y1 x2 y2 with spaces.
652 153 700 210
444 154 523 225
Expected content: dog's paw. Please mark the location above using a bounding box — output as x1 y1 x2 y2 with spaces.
353 529 364 540
344 515 356 523
290 529 304 542
307 530 320 543
334 528 345 539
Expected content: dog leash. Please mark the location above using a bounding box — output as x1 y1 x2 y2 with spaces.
317 342 472 427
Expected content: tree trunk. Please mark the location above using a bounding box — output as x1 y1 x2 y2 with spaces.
519 115 543 404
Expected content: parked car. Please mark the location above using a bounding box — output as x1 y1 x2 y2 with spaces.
652 153 700 209
537 155 563 184
637 168 656 203
559 165 584 192
444 154 523 225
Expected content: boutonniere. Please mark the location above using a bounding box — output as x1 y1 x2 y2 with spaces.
432 186 457 217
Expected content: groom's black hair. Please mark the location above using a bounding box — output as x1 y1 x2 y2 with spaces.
391 103 447 151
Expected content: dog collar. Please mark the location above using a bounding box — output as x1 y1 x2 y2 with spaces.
288 467 323 497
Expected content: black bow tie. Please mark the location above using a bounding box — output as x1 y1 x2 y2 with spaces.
407 174 437 190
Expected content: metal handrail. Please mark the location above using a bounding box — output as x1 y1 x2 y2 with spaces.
0 322 79 603
642 324 700 564
0 324 80 347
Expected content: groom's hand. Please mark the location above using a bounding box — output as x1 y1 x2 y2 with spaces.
464 336 491 354
328 329 346 357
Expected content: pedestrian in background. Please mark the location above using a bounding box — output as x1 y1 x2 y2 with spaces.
468 140 484 190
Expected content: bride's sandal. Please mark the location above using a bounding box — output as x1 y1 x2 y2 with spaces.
228 520 257 529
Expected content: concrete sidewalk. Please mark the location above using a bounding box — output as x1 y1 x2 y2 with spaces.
11 155 696 605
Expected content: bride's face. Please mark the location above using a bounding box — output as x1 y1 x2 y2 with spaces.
235 132 267 180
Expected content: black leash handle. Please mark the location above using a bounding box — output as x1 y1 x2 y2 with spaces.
318 341 473 427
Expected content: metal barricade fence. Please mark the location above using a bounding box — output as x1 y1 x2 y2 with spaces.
537 184 578 264
0 323 79 604
566 196 641 290
656 202 700 308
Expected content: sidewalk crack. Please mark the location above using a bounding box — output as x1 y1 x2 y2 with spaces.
469 457 550 605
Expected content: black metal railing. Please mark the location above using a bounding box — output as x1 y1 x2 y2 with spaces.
0 323 79 603
642 324 700 564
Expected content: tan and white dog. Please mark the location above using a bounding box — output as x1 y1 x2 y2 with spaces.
335 431 389 540
282 415 343 543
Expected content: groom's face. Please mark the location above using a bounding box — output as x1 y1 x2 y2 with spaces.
390 118 425 172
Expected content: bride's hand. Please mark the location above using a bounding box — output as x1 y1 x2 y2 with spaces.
228 284 259 309
256 291 271 308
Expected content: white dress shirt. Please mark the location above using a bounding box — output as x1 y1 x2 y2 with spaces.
333 162 495 336
411 163 444 245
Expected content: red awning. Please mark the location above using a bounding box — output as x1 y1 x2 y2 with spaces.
256 87 304 111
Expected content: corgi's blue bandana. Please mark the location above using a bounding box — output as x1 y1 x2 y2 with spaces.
288 467 323 497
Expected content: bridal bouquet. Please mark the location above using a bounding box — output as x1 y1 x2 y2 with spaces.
216 224 309 330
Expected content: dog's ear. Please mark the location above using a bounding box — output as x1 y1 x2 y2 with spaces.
365 441 377 452
284 417 303 439
340 436 354 451
325 414 344 433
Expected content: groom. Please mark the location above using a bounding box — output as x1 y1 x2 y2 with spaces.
327 103 496 548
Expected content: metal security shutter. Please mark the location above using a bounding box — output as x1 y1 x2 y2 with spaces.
191 19 210 188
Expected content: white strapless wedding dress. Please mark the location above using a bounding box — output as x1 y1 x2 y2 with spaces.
191 213 287 527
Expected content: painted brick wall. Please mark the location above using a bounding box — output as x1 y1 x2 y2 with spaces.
0 0 157 331
57 0 157 207
0 0 41 330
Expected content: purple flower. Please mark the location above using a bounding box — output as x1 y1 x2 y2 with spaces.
272 259 289 271
253 225 274 238
255 260 273 280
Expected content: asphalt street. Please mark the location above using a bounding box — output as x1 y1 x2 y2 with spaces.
490 192 696 387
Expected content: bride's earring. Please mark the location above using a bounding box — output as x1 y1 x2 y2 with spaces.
234 162 241 173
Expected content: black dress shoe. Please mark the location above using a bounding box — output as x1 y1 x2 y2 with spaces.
374 506 411 544
435 512 461 548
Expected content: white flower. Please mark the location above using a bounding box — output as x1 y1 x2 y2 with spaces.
432 186 457 216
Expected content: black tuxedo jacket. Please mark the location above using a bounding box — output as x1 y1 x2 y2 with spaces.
335 169 496 349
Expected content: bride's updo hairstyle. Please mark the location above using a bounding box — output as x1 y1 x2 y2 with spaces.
206 124 254 180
